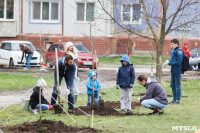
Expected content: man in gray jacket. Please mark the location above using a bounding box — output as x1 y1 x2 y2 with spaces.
137 75 168 115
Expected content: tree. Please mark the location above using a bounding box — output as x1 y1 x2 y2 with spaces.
97 0 200 79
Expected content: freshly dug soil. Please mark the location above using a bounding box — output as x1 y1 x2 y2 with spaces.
132 93 188 98
104 101 141 109
1 119 98 133
71 101 141 116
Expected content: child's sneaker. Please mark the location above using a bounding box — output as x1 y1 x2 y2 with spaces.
120 109 125 112
127 109 131 113
32 109 39 114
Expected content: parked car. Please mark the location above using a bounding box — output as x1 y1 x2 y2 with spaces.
45 43 99 68
0 40 43 67
189 47 200 70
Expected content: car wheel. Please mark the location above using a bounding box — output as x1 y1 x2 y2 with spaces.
46 60 52 68
9 59 14 67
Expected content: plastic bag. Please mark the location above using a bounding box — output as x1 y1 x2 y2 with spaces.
73 77 80 95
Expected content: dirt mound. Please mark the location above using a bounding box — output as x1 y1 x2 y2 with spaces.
133 93 188 98
104 101 141 109
1 119 98 133
71 101 141 116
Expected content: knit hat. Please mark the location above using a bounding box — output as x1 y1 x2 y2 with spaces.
65 42 73 50
184 42 189 46
37 78 47 87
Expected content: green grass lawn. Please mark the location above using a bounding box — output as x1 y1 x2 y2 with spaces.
0 80 200 132
0 73 54 91
99 56 170 65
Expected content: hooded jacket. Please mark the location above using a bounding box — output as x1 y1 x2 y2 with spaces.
54 56 76 88
116 55 135 88
86 71 101 95
181 47 191 57
29 86 49 109
140 78 168 105
169 47 183 74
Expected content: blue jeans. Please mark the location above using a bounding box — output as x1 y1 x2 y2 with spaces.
51 71 74 109
36 104 49 111
171 73 181 102
141 99 167 109
25 53 33 68
87 94 99 106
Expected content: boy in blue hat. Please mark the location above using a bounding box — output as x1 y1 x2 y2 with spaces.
116 55 135 112
86 70 101 106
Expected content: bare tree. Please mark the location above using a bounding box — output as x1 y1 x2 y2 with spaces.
97 0 200 79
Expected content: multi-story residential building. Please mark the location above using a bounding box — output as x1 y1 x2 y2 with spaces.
0 0 199 57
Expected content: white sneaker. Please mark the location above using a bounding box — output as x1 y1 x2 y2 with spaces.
32 109 39 114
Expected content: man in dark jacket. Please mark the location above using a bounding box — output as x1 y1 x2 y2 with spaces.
168 39 183 104
137 75 168 115
51 54 76 111
116 54 135 112
30 86 52 114
19 44 33 69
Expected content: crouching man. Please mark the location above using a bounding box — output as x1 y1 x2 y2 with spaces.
29 78 53 114
137 75 168 115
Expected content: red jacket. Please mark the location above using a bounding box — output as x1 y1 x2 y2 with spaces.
181 47 191 57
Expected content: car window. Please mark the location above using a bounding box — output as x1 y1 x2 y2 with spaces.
48 44 59 52
74 45 90 53
1 43 11 50
11 43 36 51
59 45 64 51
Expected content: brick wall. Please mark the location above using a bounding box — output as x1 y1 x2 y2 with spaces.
115 37 200 57
1 35 200 57
0 35 111 56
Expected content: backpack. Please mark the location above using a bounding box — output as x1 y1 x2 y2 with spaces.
175 49 190 73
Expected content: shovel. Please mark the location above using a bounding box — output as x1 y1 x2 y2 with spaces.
98 92 104 107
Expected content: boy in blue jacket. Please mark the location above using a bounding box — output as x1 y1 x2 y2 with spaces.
86 70 101 106
116 55 135 112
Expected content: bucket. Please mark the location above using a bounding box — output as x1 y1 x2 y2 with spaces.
22 98 32 112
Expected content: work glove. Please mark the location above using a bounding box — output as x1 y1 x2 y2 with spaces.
163 60 169 66
94 89 99 92
116 85 119 89
65 89 70 96
48 104 53 111
129 84 133 88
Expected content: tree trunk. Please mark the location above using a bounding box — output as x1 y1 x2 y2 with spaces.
155 40 164 81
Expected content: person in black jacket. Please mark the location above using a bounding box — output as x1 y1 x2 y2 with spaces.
137 75 168 115
30 86 52 114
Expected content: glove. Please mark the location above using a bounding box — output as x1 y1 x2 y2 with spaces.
94 89 99 92
129 84 133 88
48 104 53 111
163 60 169 66
116 85 119 89
65 89 70 96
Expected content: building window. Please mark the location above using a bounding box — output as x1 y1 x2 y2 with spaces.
122 4 142 24
31 1 60 23
76 2 95 22
0 0 14 20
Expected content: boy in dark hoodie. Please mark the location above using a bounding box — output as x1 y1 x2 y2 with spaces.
116 55 135 112
29 79 52 114
137 75 168 115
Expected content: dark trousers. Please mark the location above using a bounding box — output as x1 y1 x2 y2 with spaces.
51 73 74 109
